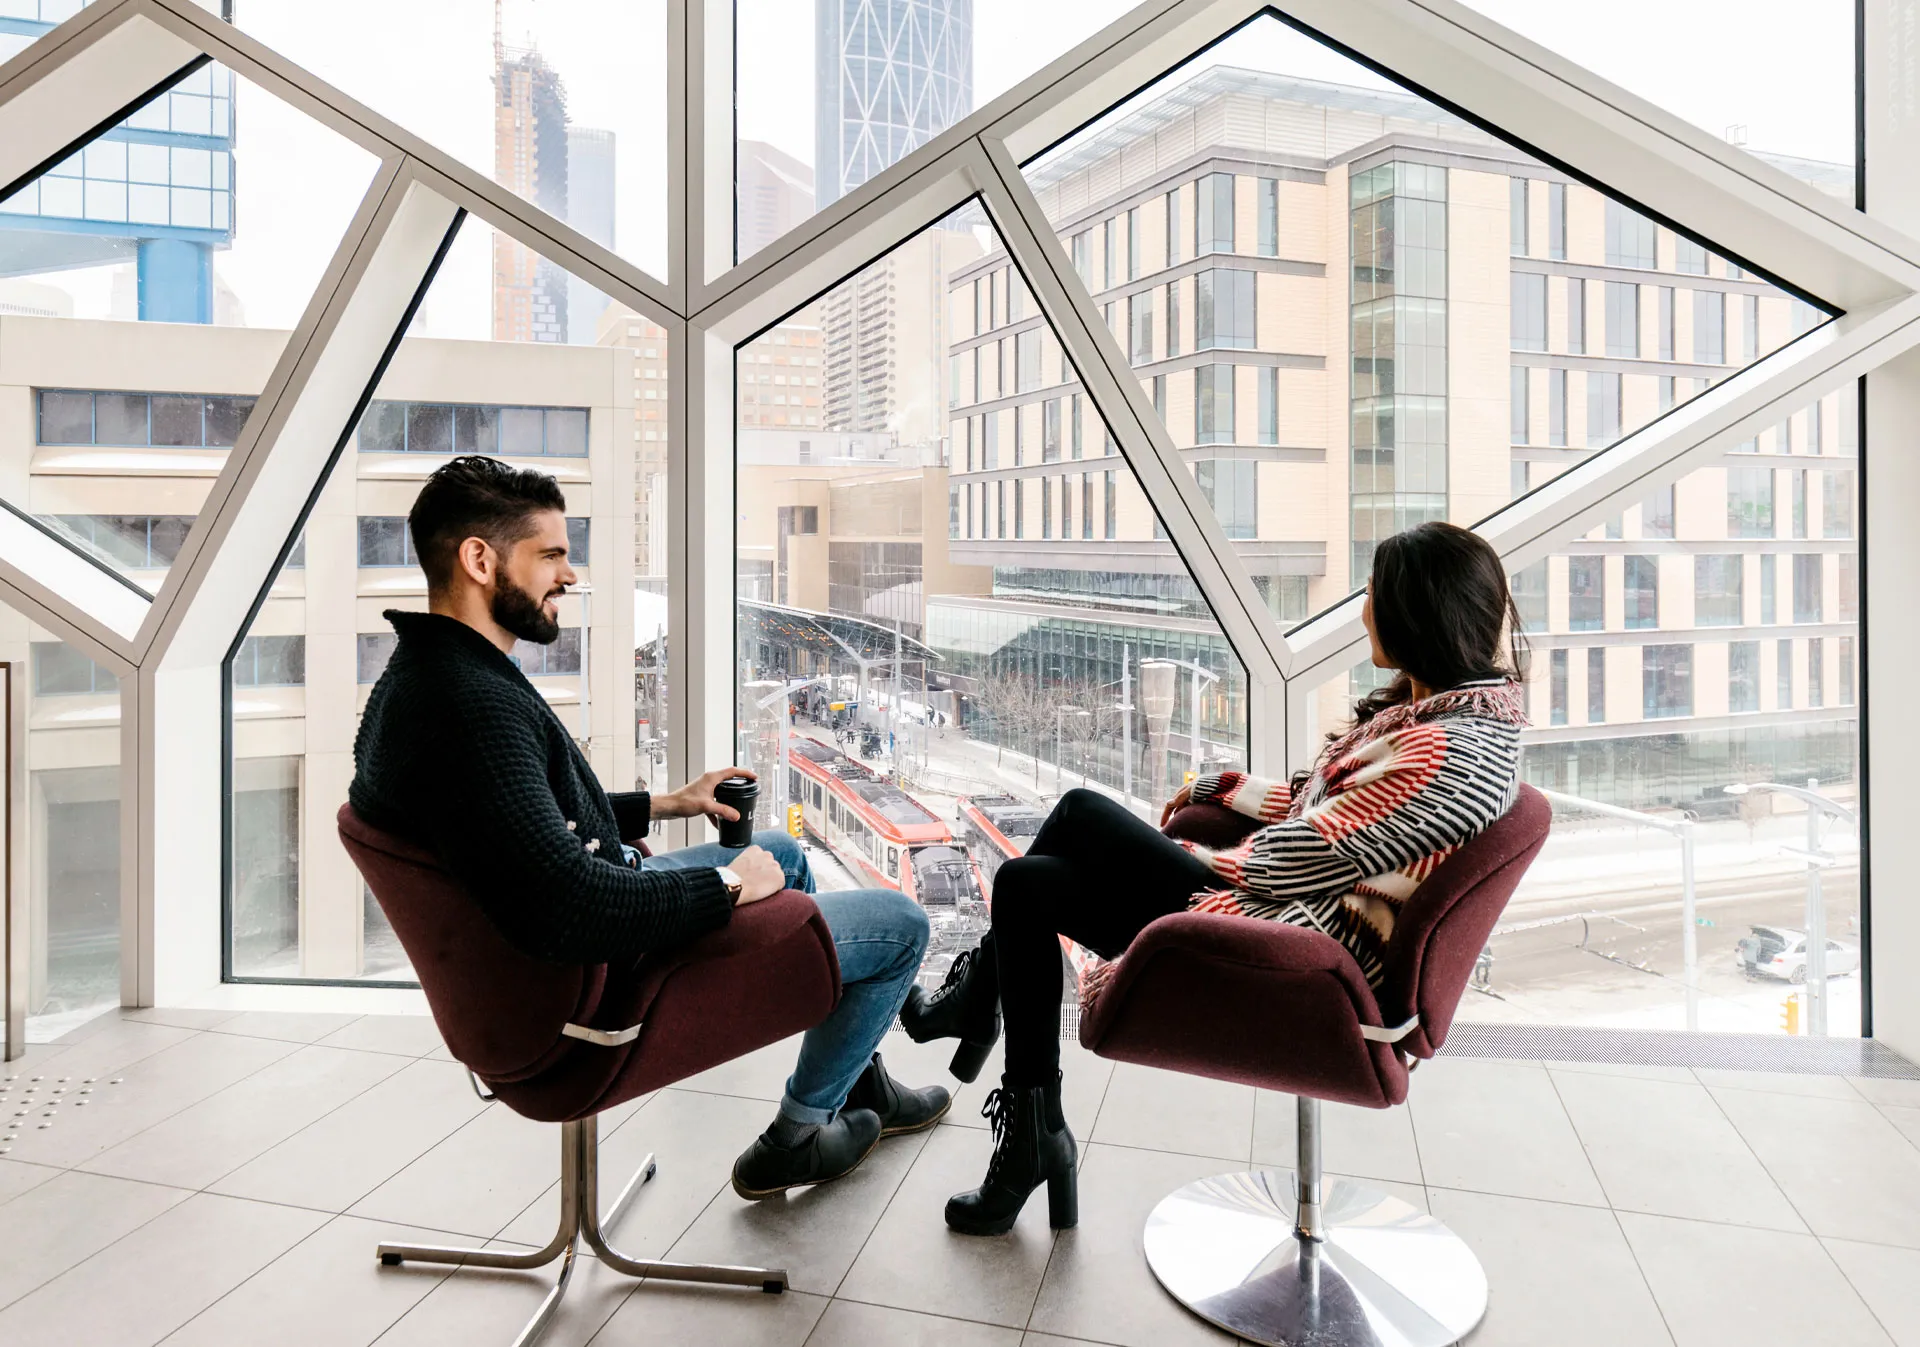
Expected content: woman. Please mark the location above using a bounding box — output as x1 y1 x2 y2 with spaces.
902 521 1531 1236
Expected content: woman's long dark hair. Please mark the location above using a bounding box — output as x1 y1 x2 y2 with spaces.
1351 522 1529 727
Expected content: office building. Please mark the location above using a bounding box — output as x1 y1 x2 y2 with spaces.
812 0 973 210
564 125 616 345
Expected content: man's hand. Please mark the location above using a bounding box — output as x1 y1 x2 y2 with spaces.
729 845 785 905
655 766 757 822
1159 781 1195 829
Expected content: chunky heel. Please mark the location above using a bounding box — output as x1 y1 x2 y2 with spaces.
949 1038 993 1083
1047 1169 1078 1229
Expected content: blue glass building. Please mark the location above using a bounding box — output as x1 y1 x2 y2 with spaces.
0 3 235 323
813 0 972 208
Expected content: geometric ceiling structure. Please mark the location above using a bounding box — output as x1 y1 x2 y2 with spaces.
1 0 1915 1015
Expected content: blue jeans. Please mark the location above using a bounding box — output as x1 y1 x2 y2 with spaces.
644 829 930 1126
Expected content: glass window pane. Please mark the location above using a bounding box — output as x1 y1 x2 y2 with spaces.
37 390 93 444
149 394 203 446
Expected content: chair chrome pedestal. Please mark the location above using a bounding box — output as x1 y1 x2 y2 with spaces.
1143 1098 1486 1347
375 1113 786 1347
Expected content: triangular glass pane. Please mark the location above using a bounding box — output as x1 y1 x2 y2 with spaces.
1016 13 1836 634
735 0 1141 262
1460 1 1855 180
225 214 667 982
0 59 381 603
239 0 667 284
733 205 1250 996
0 598 124 1041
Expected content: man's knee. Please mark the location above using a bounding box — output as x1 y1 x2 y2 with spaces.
886 888 932 952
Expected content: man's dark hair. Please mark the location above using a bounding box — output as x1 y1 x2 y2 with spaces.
408 455 568 592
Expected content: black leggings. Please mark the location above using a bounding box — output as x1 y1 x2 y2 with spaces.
991 789 1219 1086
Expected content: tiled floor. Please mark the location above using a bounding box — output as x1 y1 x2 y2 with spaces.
4 1010 1920 1346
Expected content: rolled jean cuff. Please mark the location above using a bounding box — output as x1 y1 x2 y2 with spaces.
777 1090 840 1128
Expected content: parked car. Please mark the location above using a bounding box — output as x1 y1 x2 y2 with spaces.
1735 925 1860 982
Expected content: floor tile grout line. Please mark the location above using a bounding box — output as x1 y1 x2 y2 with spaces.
147 1208 465 1347
1695 1073 1831 1242
1541 1065 1629 1214
818 1125 940 1302
1812 1232 1910 1347
68 1038 424 1198
1020 1059 1118 1337
815 1289 1098 1341
0 1174 199 1315
1600 1205 1683 1347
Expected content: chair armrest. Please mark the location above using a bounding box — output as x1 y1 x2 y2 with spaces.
1162 802 1261 849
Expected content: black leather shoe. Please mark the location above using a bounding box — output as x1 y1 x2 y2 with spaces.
845 1051 951 1136
899 934 1001 1083
730 1108 883 1200
944 1075 1077 1236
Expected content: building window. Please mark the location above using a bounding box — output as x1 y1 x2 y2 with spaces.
1604 281 1639 358
1840 635 1855 705
1657 286 1675 361
1102 217 1117 289
1070 231 1090 285
1258 178 1279 256
1196 171 1234 254
1510 177 1528 255
1016 329 1041 392
1152 374 1165 419
1727 466 1775 537
1195 364 1235 445
1104 470 1117 539
995 479 1006 539
357 516 415 567
513 629 582 676
1165 279 1181 358
1165 189 1180 267
1511 272 1547 351
36 389 257 447
981 412 999 469
952 486 963 539
46 514 193 571
357 400 588 456
1791 469 1809 539
1070 396 1082 458
1567 278 1585 354
1824 468 1855 538
1587 647 1607 722
1675 235 1708 274
1605 200 1656 268
1511 366 1528 445
1128 292 1154 365
232 634 306 687
1547 182 1567 260
1548 368 1567 446
1196 268 1256 350
1839 552 1858 621
1258 367 1278 446
1792 553 1823 623
1777 639 1795 709
1643 644 1693 718
1511 459 1528 500
1568 555 1604 631
1694 555 1742 625
1729 640 1760 712
1739 293 1759 362
1007 272 1024 322
1081 475 1094 539
1511 561 1547 631
1807 636 1825 708
1587 371 1621 446
1126 207 1140 282
1549 648 1568 725
1043 399 1062 463
32 641 116 696
357 632 398 684
1624 555 1659 630
1041 477 1052 539
1196 459 1256 539
1760 553 1777 624
1644 485 1676 539
1693 291 1725 364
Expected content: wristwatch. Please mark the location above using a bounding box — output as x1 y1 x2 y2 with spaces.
715 866 744 905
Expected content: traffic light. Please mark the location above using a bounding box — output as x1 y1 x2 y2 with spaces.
1780 995 1800 1036
786 803 804 839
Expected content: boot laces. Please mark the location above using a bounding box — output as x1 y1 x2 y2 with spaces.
979 1086 1016 1183
926 947 974 1008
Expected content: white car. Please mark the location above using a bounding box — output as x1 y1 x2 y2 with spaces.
1735 925 1860 983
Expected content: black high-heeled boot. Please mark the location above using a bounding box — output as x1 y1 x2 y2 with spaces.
898 933 1001 1083
944 1075 1077 1237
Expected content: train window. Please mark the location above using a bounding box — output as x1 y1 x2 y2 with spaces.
887 846 899 878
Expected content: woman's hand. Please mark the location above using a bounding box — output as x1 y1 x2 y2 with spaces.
1160 782 1195 829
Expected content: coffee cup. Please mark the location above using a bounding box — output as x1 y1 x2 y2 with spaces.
712 776 758 849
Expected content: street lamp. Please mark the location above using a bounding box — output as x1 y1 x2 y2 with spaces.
1055 706 1090 792
1721 778 1856 1036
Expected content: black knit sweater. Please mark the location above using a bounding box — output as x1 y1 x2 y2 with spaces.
349 610 733 964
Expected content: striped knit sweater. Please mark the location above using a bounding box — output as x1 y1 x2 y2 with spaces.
1174 677 1527 989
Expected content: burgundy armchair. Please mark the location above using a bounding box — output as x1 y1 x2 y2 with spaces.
338 805 842 1347
1081 786 1550 1347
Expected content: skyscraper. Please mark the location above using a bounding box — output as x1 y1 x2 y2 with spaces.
737 140 814 261
565 126 616 344
493 20 569 343
813 0 973 210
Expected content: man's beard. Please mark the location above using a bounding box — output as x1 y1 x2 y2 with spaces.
491 573 562 644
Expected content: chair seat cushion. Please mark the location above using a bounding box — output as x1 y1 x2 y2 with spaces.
1078 912 1408 1108
491 888 841 1122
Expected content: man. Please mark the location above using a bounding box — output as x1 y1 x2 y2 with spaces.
350 456 948 1198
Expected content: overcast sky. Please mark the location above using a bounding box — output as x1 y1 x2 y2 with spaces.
17 0 1854 340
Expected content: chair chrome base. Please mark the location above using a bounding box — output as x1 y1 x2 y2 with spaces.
1143 1100 1486 1347
375 1113 786 1347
